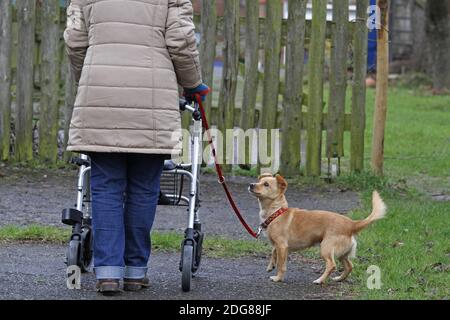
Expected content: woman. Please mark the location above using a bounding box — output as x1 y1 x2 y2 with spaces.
64 0 209 295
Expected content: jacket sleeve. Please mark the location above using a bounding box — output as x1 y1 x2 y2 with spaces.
63 0 89 85
165 0 202 89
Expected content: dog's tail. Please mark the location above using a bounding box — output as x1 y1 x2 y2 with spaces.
352 191 386 234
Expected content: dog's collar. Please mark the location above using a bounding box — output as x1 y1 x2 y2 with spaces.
260 207 289 230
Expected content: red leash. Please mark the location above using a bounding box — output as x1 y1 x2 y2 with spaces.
193 94 259 239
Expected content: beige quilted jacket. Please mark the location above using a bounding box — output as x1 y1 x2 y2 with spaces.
64 0 202 155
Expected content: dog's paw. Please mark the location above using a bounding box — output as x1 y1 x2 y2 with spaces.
313 278 324 285
266 265 275 272
270 276 283 282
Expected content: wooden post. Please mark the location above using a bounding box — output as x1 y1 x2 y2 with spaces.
15 0 36 162
38 0 61 163
350 0 369 173
259 0 282 172
0 0 13 161
199 0 216 126
239 0 260 167
327 0 349 159
217 0 239 171
280 0 307 177
306 0 327 177
371 0 390 175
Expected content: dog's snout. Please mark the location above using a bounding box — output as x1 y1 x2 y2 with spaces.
249 183 256 190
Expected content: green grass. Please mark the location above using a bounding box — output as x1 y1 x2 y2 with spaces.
151 231 270 258
347 191 450 300
362 88 449 178
303 87 450 299
334 171 391 192
0 225 71 243
3 157 77 170
0 225 270 259
330 88 449 299
335 87 450 194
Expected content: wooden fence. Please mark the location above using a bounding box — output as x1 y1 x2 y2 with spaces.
0 0 369 177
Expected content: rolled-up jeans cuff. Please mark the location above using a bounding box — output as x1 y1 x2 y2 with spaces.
124 266 148 279
94 266 124 280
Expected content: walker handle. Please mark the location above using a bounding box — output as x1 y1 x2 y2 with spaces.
179 98 189 111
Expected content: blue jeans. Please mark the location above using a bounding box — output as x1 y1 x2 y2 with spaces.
89 152 165 280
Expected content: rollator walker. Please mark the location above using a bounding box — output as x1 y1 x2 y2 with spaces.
61 99 204 292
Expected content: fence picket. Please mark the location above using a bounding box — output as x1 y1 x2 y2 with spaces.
15 0 36 162
259 0 283 171
327 0 349 159
199 0 217 126
306 0 328 177
217 0 240 170
239 0 260 167
350 0 369 172
280 0 307 176
0 0 13 161
63 53 76 163
38 0 61 163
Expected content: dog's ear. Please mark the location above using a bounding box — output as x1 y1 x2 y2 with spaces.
275 174 288 192
258 173 273 181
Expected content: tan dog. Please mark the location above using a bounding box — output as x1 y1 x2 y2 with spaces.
249 173 386 284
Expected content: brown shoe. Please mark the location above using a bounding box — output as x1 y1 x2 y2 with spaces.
96 279 121 296
123 277 150 292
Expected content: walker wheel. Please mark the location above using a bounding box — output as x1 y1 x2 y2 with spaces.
193 231 204 274
181 244 194 292
67 239 80 267
80 226 93 273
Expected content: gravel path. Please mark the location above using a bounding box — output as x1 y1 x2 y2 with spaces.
0 166 361 239
0 243 353 300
